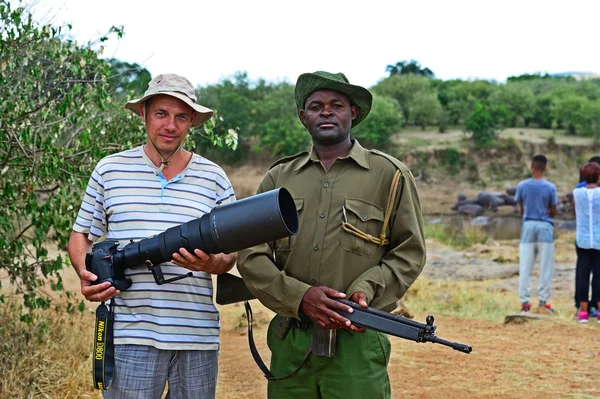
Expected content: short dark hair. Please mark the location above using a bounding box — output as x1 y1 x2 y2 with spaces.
589 156 600 164
530 154 547 171
531 154 547 165
581 162 600 184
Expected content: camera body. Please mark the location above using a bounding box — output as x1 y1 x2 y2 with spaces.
85 241 132 291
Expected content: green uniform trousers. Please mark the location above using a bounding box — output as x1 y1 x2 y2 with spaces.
266 315 391 399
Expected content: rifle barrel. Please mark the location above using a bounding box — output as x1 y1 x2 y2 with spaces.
335 299 472 354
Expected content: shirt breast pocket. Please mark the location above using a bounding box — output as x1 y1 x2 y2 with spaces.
340 198 385 258
274 198 303 252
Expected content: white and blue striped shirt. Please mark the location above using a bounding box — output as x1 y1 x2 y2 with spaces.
573 186 600 250
74 146 235 350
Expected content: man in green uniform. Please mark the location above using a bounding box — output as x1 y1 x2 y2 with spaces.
237 71 426 398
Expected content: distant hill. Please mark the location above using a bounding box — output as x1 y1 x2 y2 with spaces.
551 71 600 80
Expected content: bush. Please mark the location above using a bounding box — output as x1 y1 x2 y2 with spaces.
0 2 228 315
252 84 310 157
439 147 462 176
352 95 404 148
465 103 497 147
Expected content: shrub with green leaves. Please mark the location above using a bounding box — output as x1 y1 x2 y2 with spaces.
0 2 230 316
465 102 498 147
352 95 403 148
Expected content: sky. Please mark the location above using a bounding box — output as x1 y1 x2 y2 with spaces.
24 0 600 89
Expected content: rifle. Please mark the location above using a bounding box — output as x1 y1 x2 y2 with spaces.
216 273 472 354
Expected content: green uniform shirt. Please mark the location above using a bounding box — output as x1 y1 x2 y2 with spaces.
238 140 426 319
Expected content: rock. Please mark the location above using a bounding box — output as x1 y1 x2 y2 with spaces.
471 216 491 226
506 187 517 196
504 313 545 324
457 193 468 202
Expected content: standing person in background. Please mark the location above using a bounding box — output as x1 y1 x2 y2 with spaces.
574 156 600 317
515 154 558 314
572 162 600 323
68 74 237 398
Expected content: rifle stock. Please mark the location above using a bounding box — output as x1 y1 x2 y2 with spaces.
216 273 472 354
216 272 256 305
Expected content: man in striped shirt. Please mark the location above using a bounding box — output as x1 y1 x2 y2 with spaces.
68 74 236 398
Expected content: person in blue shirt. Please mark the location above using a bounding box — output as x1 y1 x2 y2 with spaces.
515 154 558 314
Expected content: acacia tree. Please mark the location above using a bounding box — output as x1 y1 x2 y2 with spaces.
386 59 434 78
0 2 230 318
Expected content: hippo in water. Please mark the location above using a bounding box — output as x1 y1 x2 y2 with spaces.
477 191 504 212
457 203 485 216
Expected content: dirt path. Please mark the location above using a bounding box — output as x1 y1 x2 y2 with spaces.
217 303 600 399
216 240 598 398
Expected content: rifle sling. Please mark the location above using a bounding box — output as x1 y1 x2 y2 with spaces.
244 301 312 381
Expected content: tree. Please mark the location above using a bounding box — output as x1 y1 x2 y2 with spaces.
352 95 404 148
252 83 310 157
489 82 535 126
551 93 588 135
107 58 152 97
0 2 229 317
386 59 434 78
409 91 443 130
465 103 498 147
373 74 431 124
433 80 499 126
581 99 600 137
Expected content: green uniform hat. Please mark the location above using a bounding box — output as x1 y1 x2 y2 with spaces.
294 71 373 127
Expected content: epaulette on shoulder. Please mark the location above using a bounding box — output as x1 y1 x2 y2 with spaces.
268 151 309 170
369 149 407 172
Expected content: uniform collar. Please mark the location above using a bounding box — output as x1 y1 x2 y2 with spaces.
294 139 370 171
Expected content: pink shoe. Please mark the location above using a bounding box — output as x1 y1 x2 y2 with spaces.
576 311 589 323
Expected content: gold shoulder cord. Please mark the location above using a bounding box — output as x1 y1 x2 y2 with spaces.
341 169 401 247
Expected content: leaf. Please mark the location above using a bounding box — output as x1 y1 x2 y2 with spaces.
225 129 239 151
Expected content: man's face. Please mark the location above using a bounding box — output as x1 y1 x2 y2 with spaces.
140 94 196 156
299 89 358 146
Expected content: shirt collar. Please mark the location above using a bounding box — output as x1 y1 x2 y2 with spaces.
294 139 370 171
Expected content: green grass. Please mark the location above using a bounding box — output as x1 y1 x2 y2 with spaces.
404 277 577 323
404 278 517 322
423 222 488 250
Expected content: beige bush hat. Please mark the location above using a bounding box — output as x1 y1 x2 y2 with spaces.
125 73 213 127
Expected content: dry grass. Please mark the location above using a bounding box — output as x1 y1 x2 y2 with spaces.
223 164 268 199
0 299 100 399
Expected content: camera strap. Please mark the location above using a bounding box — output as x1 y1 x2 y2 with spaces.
92 301 115 390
